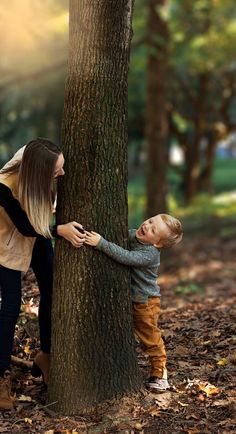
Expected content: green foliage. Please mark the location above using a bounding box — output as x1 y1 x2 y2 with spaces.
174 281 204 295
169 0 236 72
213 158 236 193
129 0 236 150
0 71 65 156
128 1 147 138
128 176 146 227
128 157 236 228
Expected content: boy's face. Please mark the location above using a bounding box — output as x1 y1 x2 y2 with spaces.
135 215 171 248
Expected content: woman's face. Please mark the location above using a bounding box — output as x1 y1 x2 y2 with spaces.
54 153 65 178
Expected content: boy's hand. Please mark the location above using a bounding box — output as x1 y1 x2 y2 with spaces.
85 231 101 247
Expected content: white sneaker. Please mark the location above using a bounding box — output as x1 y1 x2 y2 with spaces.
146 376 170 392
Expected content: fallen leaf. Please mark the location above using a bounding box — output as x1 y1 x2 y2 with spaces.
185 429 200 434
178 401 189 407
170 321 183 331
24 346 31 354
217 358 228 366
211 330 221 337
24 418 32 424
178 361 189 368
174 345 189 356
148 405 161 417
162 330 174 340
0 425 11 433
22 303 38 316
186 379 219 398
134 422 144 431
154 392 172 408
18 394 32 402
198 382 219 397
185 413 200 420
197 394 205 401
228 352 236 365
203 340 211 345
212 398 234 407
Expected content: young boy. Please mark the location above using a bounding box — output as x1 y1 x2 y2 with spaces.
85 214 183 392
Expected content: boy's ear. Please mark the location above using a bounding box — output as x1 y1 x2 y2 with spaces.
154 241 163 248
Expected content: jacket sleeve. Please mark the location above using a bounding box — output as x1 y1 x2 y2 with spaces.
0 182 39 237
96 237 156 266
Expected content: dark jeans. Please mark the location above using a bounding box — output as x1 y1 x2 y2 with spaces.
0 237 53 374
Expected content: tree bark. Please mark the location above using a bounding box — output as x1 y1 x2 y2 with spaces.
48 0 141 414
182 74 210 202
146 0 169 217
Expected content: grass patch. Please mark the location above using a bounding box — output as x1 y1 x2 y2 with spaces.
128 158 236 230
174 281 205 295
213 158 236 194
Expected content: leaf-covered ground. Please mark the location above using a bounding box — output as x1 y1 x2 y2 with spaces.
1 230 236 433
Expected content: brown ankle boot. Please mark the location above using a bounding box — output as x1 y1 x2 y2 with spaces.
31 351 50 385
0 373 14 410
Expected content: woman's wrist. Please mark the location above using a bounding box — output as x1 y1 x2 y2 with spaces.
52 224 63 238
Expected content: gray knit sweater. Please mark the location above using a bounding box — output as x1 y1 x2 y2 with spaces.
96 229 161 303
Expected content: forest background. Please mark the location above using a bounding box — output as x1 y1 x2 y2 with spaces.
0 0 236 433
1 0 236 230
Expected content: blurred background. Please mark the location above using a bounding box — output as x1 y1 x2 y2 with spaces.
0 0 236 232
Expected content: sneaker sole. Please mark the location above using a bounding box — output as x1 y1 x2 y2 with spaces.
148 387 170 393
146 384 170 392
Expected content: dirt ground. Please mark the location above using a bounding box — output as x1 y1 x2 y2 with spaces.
0 231 236 434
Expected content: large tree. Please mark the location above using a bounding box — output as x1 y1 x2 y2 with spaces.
49 0 141 414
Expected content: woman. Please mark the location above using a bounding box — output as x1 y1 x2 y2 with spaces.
0 138 85 409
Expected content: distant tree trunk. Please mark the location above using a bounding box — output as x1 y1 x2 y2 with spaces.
146 0 169 217
183 73 209 202
198 136 217 194
183 132 201 202
49 0 141 415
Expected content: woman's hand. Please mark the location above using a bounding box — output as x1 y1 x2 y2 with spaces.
57 222 86 247
85 231 101 247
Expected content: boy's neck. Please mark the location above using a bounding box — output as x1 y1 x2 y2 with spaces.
135 234 152 246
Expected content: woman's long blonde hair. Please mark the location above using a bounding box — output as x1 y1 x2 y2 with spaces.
2 138 62 237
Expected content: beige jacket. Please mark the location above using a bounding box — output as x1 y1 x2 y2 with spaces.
0 171 36 272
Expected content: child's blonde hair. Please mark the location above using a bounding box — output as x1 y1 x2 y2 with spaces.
159 214 183 248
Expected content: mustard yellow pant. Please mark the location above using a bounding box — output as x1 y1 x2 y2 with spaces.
133 297 166 379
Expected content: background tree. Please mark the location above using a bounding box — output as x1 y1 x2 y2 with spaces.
146 0 169 216
168 0 236 202
128 0 236 210
49 0 141 414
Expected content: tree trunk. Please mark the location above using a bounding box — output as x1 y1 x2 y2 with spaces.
183 74 209 203
183 136 201 202
146 0 169 217
198 136 217 194
48 0 141 414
